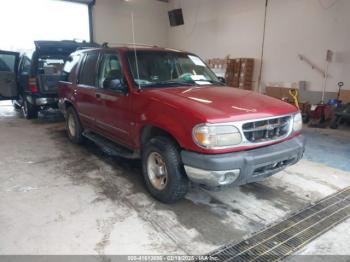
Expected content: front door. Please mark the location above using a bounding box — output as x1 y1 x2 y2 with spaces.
0 51 19 100
95 52 132 147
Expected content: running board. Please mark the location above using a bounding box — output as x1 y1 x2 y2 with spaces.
82 131 139 159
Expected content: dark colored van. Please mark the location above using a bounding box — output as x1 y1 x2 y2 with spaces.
0 40 99 118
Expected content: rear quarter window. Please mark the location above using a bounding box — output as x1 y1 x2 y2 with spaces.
20 57 31 75
79 53 99 86
61 54 81 83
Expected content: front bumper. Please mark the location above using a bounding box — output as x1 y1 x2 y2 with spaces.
181 135 305 187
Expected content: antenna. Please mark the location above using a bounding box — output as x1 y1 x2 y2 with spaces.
131 12 141 91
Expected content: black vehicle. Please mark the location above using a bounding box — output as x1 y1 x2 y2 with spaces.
0 40 99 119
330 103 350 129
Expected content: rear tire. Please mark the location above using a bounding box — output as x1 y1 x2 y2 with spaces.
22 98 37 119
66 107 84 144
142 136 189 203
12 100 21 110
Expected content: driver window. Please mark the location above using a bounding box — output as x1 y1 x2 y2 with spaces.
98 53 122 88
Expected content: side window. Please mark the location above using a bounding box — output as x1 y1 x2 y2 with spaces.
0 54 16 72
20 57 31 75
79 53 99 86
98 53 122 88
62 54 81 83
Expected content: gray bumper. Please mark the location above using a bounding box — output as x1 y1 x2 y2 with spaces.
26 96 58 106
35 97 58 106
181 135 305 187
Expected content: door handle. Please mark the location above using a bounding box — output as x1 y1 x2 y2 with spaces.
96 93 101 99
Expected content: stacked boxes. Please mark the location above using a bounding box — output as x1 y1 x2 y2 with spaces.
207 58 228 70
206 57 229 79
225 59 241 87
239 58 254 89
225 58 254 90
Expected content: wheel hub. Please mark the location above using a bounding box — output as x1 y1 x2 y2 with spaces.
147 152 168 190
68 114 76 137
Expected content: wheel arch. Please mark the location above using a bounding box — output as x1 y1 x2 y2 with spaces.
60 99 77 117
140 125 181 149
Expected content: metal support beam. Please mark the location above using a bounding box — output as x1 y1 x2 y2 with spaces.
88 3 94 42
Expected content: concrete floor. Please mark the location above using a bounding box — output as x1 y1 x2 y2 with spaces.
0 100 350 256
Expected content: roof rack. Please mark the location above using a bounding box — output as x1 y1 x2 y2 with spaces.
101 42 160 48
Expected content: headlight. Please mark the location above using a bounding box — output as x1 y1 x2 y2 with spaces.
193 124 242 149
293 112 302 132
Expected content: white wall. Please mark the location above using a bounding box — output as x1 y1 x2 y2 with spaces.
92 0 169 47
168 0 266 90
167 0 350 92
262 0 350 92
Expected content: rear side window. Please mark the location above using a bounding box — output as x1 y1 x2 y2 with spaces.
79 53 98 86
62 54 81 82
20 57 31 75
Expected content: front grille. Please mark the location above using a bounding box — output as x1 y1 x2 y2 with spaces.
242 116 291 143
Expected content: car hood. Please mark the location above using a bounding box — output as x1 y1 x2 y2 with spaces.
147 86 298 123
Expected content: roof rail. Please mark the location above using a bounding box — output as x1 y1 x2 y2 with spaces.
101 42 160 48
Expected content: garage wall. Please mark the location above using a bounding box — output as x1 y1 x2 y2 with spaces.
92 0 169 46
167 0 350 93
262 0 350 93
167 0 266 91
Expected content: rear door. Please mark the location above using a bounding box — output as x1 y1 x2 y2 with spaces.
0 51 19 100
75 51 101 128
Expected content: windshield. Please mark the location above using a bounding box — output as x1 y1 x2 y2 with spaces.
126 50 221 88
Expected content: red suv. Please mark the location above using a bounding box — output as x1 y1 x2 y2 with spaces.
58 45 305 203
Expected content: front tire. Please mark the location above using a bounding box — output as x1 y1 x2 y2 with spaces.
142 136 189 203
66 107 84 144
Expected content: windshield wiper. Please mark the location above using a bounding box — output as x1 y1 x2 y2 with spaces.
144 80 196 87
190 79 225 86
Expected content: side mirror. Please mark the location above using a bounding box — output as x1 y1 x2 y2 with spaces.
103 78 128 94
217 76 226 84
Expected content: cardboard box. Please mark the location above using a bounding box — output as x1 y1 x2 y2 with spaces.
265 86 293 100
239 79 253 84
241 86 254 90
339 89 350 103
240 58 254 63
